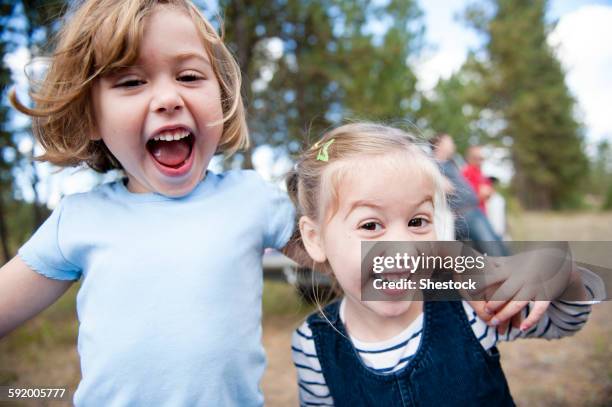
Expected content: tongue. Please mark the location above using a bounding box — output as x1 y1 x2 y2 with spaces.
149 139 191 167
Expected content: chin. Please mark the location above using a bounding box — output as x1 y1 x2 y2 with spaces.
156 179 200 197
367 300 414 319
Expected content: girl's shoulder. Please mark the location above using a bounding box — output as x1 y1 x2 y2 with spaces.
292 299 341 347
206 169 282 197
293 320 315 342
53 180 123 209
291 320 320 366
217 169 280 189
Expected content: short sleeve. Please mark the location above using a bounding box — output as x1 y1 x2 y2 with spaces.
17 199 82 281
263 183 295 250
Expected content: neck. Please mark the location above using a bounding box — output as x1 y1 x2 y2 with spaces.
342 296 423 342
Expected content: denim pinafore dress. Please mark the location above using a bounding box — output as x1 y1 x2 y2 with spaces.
306 300 516 406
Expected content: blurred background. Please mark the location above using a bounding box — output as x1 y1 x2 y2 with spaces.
0 0 610 405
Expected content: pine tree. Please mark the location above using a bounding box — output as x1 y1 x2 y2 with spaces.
465 0 588 209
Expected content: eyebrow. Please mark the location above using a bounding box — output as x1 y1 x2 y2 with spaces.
413 196 435 210
344 196 434 220
344 200 383 220
173 52 212 66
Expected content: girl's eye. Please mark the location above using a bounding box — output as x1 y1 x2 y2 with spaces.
116 79 145 88
408 217 429 228
360 222 382 232
178 73 203 82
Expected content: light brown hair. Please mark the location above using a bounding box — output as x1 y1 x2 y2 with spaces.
10 0 248 172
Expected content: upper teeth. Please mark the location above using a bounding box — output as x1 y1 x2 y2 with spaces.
152 129 190 141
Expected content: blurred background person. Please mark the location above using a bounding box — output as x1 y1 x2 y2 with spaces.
486 176 508 240
431 134 508 256
463 145 494 213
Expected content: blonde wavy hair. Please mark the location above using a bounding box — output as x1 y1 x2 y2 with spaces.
10 0 248 172
286 122 449 299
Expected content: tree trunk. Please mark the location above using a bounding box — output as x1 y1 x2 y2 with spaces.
0 191 10 262
29 154 44 229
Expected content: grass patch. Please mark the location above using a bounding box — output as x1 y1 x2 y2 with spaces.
263 280 314 318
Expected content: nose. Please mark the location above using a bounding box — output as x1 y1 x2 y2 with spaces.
384 226 415 243
150 81 184 114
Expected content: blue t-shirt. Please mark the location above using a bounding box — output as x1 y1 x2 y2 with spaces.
18 170 295 406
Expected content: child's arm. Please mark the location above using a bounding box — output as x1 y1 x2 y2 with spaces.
291 323 334 406
0 256 73 338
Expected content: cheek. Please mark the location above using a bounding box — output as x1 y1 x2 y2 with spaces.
195 83 223 111
417 230 437 241
94 98 142 137
324 236 362 290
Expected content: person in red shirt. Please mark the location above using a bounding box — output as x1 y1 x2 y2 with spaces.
463 146 493 213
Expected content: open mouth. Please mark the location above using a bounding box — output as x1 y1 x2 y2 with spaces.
146 130 195 170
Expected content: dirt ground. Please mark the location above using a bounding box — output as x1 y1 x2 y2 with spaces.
1 211 611 406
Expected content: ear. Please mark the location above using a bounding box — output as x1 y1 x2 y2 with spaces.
299 215 326 263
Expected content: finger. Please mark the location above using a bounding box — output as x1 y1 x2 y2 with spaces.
485 277 523 313
519 301 550 332
488 300 529 327
497 320 510 336
466 265 508 300
485 300 506 314
511 313 523 330
468 300 493 323
477 257 510 287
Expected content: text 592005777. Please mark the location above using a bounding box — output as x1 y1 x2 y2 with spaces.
0 387 69 401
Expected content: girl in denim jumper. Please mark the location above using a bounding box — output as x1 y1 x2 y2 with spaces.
286 123 596 406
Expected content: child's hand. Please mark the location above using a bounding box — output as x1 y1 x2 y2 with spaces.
466 282 551 333
486 246 574 301
465 244 578 332
483 300 551 332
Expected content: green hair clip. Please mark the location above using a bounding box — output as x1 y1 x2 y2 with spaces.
316 139 335 162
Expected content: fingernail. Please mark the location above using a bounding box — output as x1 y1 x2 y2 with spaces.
490 318 499 326
484 307 493 316
519 323 528 332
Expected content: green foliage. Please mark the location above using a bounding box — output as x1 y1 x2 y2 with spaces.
463 0 588 209
219 0 424 156
0 0 67 263
5 200 51 255
262 280 313 317
0 0 21 262
0 0 597 218
418 53 490 154
604 185 612 210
